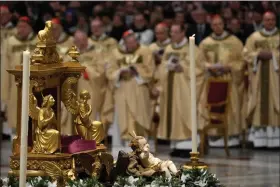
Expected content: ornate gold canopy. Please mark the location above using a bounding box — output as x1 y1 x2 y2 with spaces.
7 21 113 184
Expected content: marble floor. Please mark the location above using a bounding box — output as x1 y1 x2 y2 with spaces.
1 140 279 187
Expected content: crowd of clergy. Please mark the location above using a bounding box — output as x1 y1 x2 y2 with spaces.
1 4 279 157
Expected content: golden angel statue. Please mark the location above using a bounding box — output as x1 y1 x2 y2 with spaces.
128 131 178 178
62 77 105 144
29 89 60 154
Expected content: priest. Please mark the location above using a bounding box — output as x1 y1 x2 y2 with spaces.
89 18 118 53
149 22 171 66
243 11 279 148
0 5 15 139
149 22 171 131
51 18 74 57
0 5 15 44
156 23 204 157
1 16 37 131
106 30 155 140
73 30 114 129
89 18 118 130
50 17 74 135
198 15 244 147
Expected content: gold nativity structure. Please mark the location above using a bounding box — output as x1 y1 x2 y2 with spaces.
7 21 114 184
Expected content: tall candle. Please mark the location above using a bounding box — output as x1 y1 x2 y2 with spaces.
189 35 197 153
19 50 30 187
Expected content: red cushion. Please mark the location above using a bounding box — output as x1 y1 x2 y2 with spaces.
61 135 82 153
207 81 229 103
68 139 97 154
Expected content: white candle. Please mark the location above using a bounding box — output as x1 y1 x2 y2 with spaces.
189 35 197 153
19 50 30 187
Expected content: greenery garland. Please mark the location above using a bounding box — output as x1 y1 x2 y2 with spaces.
0 168 224 187
67 177 103 187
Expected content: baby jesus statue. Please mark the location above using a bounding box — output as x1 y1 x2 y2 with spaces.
129 131 178 178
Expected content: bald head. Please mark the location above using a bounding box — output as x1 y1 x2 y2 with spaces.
155 23 169 42
91 18 104 37
124 34 139 53
263 12 276 31
211 15 224 35
74 30 88 51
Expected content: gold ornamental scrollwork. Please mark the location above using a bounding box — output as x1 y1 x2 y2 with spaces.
39 161 68 185
27 160 41 170
29 80 41 120
57 159 72 170
10 160 20 170
61 77 79 115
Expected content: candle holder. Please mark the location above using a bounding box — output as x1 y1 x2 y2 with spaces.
182 152 208 170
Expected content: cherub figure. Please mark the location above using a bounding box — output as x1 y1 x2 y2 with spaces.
129 131 178 178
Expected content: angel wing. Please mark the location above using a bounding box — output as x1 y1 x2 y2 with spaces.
61 77 79 115
29 80 40 120
40 161 63 181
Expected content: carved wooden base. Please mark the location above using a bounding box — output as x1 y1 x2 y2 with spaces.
9 153 73 185
9 145 114 184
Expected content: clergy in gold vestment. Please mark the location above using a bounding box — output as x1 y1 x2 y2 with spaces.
51 18 74 135
0 6 15 46
243 12 279 148
89 19 118 127
1 17 37 129
52 18 74 57
156 24 204 155
149 23 171 65
89 19 118 53
198 16 244 147
107 30 155 140
0 5 15 127
149 22 171 126
74 30 113 131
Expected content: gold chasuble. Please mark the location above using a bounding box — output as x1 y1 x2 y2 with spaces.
56 32 74 57
198 32 244 138
157 38 204 141
0 22 15 45
149 39 171 58
1 33 37 128
89 34 118 53
88 34 118 125
149 38 171 116
76 45 108 123
107 45 155 140
243 28 279 148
